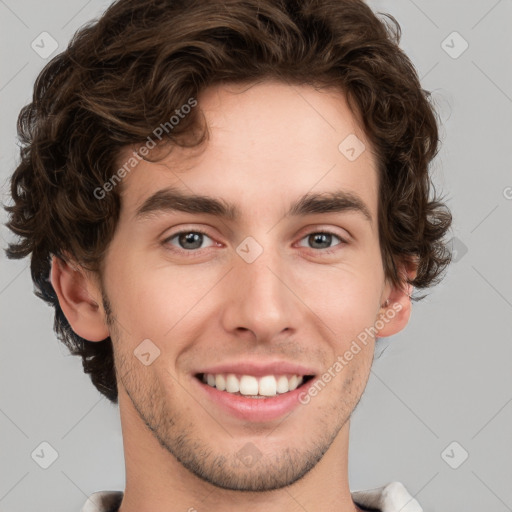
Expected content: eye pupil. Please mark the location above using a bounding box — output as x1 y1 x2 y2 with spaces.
179 232 203 250
309 233 332 249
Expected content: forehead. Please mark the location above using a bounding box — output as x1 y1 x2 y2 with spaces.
117 80 379 225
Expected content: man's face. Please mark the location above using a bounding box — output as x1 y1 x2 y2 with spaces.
100 81 392 491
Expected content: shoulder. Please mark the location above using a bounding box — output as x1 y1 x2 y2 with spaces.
351 481 423 512
80 490 124 512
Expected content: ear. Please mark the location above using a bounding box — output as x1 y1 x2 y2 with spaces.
50 254 110 342
375 258 418 338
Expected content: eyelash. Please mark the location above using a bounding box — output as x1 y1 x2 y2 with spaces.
162 228 348 256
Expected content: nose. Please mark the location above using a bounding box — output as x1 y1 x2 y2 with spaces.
220 246 303 343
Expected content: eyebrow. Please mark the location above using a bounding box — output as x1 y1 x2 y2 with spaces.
134 186 372 224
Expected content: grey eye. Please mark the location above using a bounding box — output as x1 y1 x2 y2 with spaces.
167 231 215 250
298 232 343 250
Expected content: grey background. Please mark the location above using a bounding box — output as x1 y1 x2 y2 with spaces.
1 1 511 511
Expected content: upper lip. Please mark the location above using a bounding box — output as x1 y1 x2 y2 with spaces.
194 360 318 378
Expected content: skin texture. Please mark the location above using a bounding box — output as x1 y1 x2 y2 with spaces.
51 80 415 512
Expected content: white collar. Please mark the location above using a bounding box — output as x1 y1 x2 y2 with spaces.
82 481 422 512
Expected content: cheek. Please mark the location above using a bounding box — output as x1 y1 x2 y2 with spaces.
107 253 218 346
293 259 383 337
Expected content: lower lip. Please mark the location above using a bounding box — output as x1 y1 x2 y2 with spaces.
192 376 315 422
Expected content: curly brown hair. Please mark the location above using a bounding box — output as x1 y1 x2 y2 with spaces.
3 0 452 404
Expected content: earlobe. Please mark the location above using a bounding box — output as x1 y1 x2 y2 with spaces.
375 264 417 339
50 255 110 342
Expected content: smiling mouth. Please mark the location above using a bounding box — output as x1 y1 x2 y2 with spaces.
195 372 315 398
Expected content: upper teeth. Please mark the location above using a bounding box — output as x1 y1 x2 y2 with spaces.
202 373 304 397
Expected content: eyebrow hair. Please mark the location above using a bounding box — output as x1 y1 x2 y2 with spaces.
134 186 372 224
